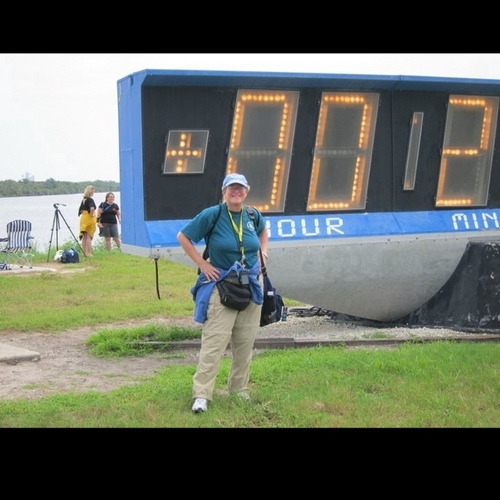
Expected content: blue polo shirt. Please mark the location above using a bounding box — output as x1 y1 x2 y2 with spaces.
179 203 265 270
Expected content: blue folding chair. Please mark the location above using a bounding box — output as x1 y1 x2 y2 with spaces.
0 220 34 269
0 235 9 270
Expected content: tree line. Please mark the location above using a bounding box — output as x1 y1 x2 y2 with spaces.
0 178 120 198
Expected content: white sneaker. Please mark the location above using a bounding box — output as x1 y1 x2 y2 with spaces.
192 398 208 413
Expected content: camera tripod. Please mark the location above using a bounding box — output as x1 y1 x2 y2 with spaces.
46 203 84 262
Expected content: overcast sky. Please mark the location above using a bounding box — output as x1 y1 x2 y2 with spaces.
2 53 500 183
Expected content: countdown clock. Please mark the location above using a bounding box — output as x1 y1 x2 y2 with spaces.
118 69 500 325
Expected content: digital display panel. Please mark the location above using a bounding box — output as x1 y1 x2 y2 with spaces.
226 90 299 212
436 96 499 207
403 112 424 191
307 93 379 211
155 86 499 214
162 130 209 174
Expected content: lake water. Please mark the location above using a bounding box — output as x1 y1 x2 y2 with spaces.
0 192 121 253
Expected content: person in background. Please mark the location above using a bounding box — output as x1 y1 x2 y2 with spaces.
96 192 121 251
78 185 97 257
177 173 268 414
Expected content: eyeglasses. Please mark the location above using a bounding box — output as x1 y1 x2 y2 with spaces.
227 185 246 191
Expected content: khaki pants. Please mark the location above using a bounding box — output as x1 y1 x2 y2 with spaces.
193 280 262 401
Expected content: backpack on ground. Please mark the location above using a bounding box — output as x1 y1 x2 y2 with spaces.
61 248 80 264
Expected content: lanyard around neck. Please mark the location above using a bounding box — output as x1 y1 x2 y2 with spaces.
227 205 246 263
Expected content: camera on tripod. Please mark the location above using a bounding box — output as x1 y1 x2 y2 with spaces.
47 202 82 262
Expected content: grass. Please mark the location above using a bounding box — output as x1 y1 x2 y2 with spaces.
1 342 499 428
0 240 499 428
86 324 202 357
0 241 197 332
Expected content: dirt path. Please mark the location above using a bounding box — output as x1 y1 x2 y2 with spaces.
0 319 200 401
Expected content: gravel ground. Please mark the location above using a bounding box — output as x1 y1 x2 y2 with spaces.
257 308 489 341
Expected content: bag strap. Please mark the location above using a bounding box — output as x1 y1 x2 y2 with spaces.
258 248 268 277
198 203 223 275
246 206 268 276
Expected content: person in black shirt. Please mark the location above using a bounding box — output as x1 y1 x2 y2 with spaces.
96 192 121 251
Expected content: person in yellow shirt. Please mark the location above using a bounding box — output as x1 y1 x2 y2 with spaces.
78 185 97 257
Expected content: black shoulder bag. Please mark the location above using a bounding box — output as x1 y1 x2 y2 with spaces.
258 249 284 327
246 207 284 326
